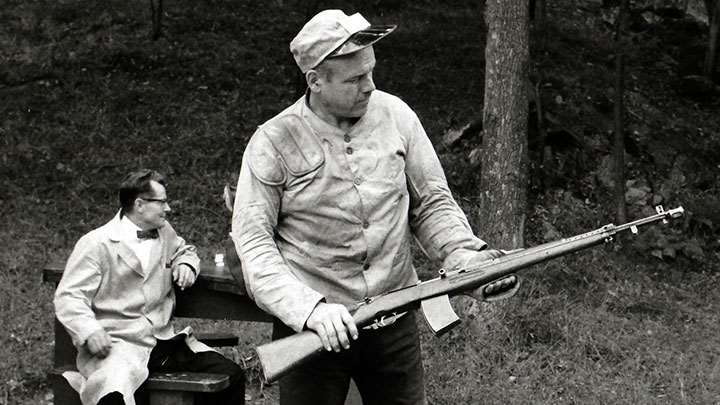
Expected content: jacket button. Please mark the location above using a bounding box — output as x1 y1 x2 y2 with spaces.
353 177 363 185
363 263 370 270
344 134 351 143
346 147 354 154
362 221 369 229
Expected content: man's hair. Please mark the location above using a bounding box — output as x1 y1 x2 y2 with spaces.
118 169 166 215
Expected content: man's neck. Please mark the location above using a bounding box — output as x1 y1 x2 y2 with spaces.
306 93 359 131
124 213 152 231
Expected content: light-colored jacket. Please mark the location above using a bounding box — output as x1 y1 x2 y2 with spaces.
54 212 212 405
232 90 487 332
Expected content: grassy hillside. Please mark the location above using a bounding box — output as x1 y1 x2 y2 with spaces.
1 0 718 404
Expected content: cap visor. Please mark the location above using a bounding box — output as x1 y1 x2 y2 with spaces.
329 25 396 57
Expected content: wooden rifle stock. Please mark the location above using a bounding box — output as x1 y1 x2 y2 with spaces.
256 206 684 382
255 330 325 383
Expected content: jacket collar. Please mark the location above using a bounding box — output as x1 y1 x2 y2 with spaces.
107 210 164 278
108 210 129 242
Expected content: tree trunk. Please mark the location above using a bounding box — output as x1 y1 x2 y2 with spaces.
613 0 629 224
534 0 547 50
704 0 719 79
479 0 530 250
150 0 164 40
533 77 554 190
704 0 715 22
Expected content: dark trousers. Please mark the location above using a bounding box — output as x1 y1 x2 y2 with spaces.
97 338 245 405
273 311 427 405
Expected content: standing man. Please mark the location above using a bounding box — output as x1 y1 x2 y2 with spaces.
55 169 245 405
232 9 500 405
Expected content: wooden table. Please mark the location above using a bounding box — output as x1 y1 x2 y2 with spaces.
43 243 362 404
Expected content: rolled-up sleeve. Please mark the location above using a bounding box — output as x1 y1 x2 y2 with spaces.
231 144 324 332
401 107 488 270
166 229 200 276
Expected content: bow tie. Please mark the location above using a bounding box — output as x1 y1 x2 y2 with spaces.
137 229 159 240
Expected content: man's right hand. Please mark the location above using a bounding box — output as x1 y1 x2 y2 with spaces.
305 302 359 352
85 329 113 358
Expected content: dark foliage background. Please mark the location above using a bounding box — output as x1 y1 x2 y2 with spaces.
1 0 718 403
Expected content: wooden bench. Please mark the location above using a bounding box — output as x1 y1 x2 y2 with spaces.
49 366 231 405
43 241 362 404
145 371 229 405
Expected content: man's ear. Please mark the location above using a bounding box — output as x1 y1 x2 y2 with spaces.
306 70 321 92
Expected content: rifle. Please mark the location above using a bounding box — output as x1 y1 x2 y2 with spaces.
255 205 684 382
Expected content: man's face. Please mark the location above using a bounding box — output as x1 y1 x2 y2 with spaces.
313 47 377 121
134 180 170 230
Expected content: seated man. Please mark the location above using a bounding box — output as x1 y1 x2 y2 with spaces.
54 169 245 405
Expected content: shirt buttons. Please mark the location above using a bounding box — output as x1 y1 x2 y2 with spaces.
346 147 354 155
344 134 351 143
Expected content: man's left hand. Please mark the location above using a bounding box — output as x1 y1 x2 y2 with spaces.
173 264 196 290
472 249 504 263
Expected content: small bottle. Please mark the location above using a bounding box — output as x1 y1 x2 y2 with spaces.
214 253 225 268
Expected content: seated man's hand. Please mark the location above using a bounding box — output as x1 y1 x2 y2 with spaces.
86 329 113 358
173 263 196 290
305 302 359 353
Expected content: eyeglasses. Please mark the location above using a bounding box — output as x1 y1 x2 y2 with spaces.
140 197 170 205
